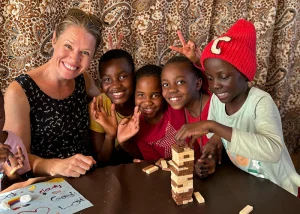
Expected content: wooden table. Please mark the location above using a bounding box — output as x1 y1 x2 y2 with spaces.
66 160 300 214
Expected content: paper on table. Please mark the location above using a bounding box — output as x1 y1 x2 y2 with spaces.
0 178 93 213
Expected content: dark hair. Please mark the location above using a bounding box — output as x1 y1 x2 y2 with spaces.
98 49 135 76
165 55 208 93
165 56 204 79
135 64 162 81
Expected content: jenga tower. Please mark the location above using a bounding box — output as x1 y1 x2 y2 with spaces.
170 144 194 205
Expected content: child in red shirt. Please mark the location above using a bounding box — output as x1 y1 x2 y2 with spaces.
161 56 214 178
118 65 186 160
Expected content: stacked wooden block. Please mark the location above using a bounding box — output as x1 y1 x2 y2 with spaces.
170 144 194 205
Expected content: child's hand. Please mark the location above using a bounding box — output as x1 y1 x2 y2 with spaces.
194 156 217 178
202 136 223 165
170 30 202 65
175 121 210 147
0 143 12 163
108 33 123 50
117 106 140 144
91 96 118 138
3 146 24 176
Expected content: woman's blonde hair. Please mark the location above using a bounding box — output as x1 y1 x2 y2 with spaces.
55 8 102 52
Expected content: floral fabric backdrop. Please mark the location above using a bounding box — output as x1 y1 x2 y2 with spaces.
0 0 299 153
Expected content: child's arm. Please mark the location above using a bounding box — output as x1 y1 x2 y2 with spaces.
170 30 202 67
90 96 118 164
175 96 283 163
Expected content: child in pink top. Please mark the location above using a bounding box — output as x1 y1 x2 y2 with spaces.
118 65 186 160
0 92 31 191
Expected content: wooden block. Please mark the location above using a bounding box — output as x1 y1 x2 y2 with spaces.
162 168 171 172
146 166 159 174
142 165 155 172
172 184 193 193
171 144 185 153
161 160 168 169
239 205 253 214
155 158 164 166
194 192 205 203
171 172 193 183
142 165 159 174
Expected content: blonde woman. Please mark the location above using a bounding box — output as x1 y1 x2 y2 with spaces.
4 8 101 177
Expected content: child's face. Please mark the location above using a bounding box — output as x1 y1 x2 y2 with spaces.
135 76 164 120
161 62 200 110
100 58 134 105
204 58 248 104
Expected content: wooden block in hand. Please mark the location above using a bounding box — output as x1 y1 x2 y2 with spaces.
194 192 205 203
239 205 253 214
142 165 159 174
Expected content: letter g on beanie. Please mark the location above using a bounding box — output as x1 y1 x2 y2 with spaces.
200 19 257 81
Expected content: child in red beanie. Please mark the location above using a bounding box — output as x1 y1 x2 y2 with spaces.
174 19 300 196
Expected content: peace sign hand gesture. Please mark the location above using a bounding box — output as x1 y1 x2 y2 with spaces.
170 30 202 67
91 96 118 138
108 33 124 50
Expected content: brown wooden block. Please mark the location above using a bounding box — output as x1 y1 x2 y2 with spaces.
161 160 168 169
155 158 164 166
142 165 159 174
171 144 185 153
170 165 194 176
142 165 155 172
194 192 205 203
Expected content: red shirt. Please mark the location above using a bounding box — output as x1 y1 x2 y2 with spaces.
185 96 211 160
136 105 186 160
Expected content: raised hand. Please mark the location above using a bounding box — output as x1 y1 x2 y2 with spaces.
91 96 118 138
175 121 211 147
108 33 123 50
50 154 96 177
170 30 202 65
117 106 141 144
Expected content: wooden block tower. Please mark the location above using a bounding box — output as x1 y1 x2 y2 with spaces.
170 144 194 205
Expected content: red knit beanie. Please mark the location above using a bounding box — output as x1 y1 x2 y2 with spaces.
200 19 257 81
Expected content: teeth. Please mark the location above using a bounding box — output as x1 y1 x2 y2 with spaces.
169 97 179 101
64 62 77 70
113 92 123 96
217 93 227 97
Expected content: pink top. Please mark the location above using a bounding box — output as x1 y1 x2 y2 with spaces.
2 131 31 175
136 105 186 160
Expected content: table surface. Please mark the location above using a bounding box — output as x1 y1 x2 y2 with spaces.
65 160 300 214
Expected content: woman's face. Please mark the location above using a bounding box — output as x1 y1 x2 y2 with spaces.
51 26 96 80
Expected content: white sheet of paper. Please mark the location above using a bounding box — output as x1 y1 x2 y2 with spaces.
0 178 93 213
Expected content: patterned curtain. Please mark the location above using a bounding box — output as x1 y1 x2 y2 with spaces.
0 0 299 153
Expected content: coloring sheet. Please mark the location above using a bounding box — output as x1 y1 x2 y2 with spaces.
0 178 93 213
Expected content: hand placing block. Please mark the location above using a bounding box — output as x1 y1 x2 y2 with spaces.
239 205 253 214
142 165 159 174
194 192 205 203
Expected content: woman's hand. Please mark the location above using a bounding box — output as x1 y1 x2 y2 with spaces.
170 30 202 65
91 96 118 138
50 154 96 177
117 106 141 144
175 121 211 147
